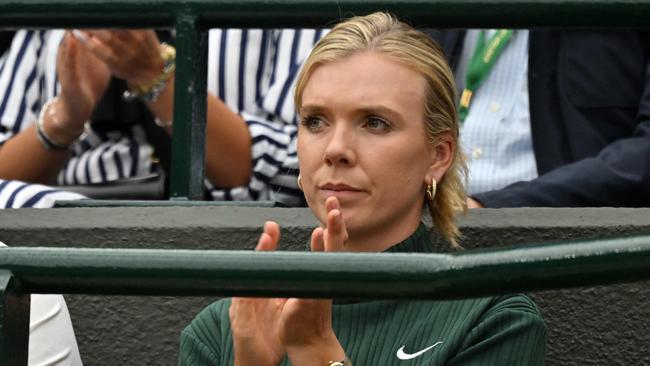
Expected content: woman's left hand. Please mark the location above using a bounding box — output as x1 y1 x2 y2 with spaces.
280 196 348 365
230 222 286 366
73 30 165 87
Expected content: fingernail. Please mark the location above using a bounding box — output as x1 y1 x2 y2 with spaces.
72 29 89 44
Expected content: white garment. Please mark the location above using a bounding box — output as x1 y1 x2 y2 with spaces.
0 242 82 365
29 295 83 366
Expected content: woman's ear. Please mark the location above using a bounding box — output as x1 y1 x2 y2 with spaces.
425 131 454 184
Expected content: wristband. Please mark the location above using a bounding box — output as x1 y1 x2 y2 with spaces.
154 116 173 128
36 98 71 151
123 43 176 103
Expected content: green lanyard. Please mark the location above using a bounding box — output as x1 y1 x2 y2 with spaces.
458 29 514 122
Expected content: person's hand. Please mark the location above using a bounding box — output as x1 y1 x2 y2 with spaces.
280 196 347 365
74 30 164 87
54 31 111 135
230 199 348 366
467 197 485 209
229 221 285 366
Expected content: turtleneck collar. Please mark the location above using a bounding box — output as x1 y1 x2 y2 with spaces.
333 223 434 304
383 223 434 254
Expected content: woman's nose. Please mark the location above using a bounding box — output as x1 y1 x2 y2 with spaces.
323 125 356 167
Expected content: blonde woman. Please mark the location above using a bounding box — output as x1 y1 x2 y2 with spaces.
179 12 546 366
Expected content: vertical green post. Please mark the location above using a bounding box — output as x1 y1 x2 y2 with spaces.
0 270 29 366
170 10 208 200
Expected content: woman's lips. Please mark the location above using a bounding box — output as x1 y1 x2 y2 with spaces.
318 183 365 199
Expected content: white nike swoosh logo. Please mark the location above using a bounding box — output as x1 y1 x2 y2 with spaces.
396 341 443 360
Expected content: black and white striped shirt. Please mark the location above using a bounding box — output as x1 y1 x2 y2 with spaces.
0 29 325 208
0 178 85 208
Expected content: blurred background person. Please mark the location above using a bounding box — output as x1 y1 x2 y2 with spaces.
427 29 650 208
0 28 326 207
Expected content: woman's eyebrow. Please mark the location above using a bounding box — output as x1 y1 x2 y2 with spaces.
357 105 404 121
300 104 405 122
299 105 327 115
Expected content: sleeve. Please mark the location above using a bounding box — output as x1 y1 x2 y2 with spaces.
0 179 86 209
179 329 221 366
259 28 328 125
203 28 323 206
473 126 650 207
447 296 547 366
0 30 62 146
178 301 228 366
205 28 327 127
206 115 303 207
29 294 83 366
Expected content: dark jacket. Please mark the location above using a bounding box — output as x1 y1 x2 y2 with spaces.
433 30 650 207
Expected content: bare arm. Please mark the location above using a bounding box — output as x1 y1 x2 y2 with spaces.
0 119 73 184
0 32 110 184
147 74 252 188
79 30 252 189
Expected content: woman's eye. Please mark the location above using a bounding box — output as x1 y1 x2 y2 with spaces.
365 117 391 132
300 116 325 131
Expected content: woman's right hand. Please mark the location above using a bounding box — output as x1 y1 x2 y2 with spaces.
279 197 348 365
72 30 164 89
55 31 111 135
229 222 286 366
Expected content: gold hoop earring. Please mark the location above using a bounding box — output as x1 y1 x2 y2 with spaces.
297 174 303 191
426 178 437 201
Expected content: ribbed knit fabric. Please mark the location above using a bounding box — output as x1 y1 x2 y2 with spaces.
179 224 547 365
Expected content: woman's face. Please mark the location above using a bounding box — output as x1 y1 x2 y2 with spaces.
298 51 452 251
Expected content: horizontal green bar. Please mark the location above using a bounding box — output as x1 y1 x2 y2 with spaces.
0 0 649 28
1 235 649 299
53 200 277 208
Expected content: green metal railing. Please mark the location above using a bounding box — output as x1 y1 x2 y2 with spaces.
1 0 647 199
2 234 650 364
3 235 650 298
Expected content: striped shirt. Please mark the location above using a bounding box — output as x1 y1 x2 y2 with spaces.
0 29 326 208
0 178 84 208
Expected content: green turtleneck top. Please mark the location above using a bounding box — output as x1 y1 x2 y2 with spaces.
179 224 546 365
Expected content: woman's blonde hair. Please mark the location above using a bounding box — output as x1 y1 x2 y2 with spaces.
294 12 468 247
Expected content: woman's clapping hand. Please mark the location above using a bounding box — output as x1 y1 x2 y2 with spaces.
230 196 348 366
230 221 285 366
51 29 164 139
279 197 347 364
55 31 111 135
72 30 164 88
